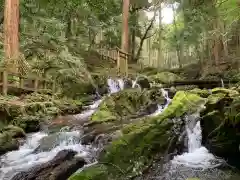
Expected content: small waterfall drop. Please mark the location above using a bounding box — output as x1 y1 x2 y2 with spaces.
221 79 225 88
117 79 125 90
0 131 95 180
151 88 171 117
171 112 222 169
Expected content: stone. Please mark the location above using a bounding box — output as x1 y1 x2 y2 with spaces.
0 133 19 155
149 71 184 84
11 149 85 180
70 91 207 180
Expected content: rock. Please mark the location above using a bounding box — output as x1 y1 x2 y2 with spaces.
137 77 151 89
34 131 81 153
90 89 155 123
70 91 207 180
11 149 85 180
2 125 26 138
69 164 108 180
201 89 240 168
149 72 184 84
0 133 19 155
123 78 133 88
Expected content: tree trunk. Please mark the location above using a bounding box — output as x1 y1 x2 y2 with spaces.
119 0 130 75
172 4 182 68
130 9 138 62
135 13 156 62
4 0 20 73
157 5 162 68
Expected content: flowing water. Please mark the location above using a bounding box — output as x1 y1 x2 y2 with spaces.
0 78 127 179
154 112 235 180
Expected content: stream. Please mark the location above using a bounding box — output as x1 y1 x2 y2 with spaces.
0 78 239 180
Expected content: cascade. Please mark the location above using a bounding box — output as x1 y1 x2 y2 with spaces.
0 78 127 179
151 88 171 117
132 76 140 88
221 79 225 88
0 131 95 180
107 78 121 94
171 112 223 169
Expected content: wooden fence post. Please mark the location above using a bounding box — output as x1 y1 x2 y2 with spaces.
19 77 24 89
34 78 39 91
117 50 120 74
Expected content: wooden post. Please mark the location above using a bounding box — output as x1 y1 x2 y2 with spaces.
34 78 39 91
19 77 24 89
52 81 56 93
2 71 8 95
117 50 120 73
4 0 20 73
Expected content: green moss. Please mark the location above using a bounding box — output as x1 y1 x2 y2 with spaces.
207 93 226 104
2 125 25 138
0 132 18 155
91 89 154 122
70 91 207 180
211 88 239 97
149 71 184 84
158 91 207 120
189 88 210 98
69 164 108 180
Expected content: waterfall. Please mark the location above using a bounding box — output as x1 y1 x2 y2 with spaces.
171 112 223 169
107 78 124 94
221 79 225 88
0 131 96 180
151 88 171 117
132 76 140 88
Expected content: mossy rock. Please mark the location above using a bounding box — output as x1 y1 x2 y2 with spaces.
189 88 210 98
72 91 207 180
0 132 19 155
91 89 156 123
2 125 25 138
69 164 108 180
207 93 226 104
211 88 239 97
149 71 184 84
158 91 207 120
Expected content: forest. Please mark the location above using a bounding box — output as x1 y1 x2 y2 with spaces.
0 0 240 180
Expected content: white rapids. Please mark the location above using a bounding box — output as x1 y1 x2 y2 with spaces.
171 113 223 169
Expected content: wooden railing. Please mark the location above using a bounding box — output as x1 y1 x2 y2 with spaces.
96 47 131 75
0 70 55 95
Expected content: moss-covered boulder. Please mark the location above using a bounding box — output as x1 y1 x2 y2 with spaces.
149 72 184 84
69 164 108 180
91 89 164 123
70 91 206 180
2 125 26 138
201 88 240 168
0 124 25 155
0 133 18 155
0 93 83 133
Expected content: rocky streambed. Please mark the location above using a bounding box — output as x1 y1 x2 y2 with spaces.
0 75 240 180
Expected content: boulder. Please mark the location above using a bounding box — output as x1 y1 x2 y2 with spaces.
34 131 81 153
201 88 240 168
0 125 25 155
149 72 184 84
90 89 159 123
2 125 26 138
11 149 85 180
70 91 207 180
